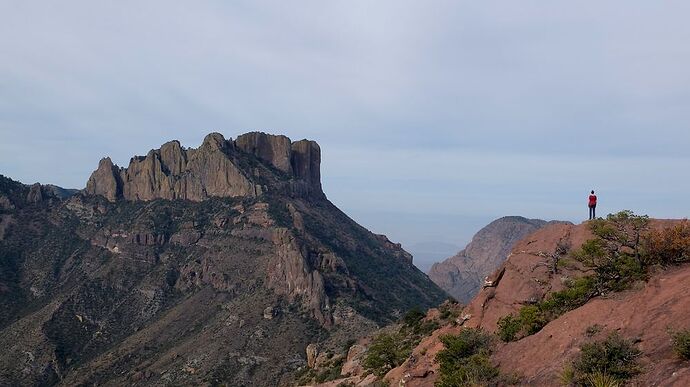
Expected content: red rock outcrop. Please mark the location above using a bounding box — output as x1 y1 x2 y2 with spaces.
381 220 690 387
428 216 559 303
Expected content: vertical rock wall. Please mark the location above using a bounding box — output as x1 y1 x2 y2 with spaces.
84 132 323 202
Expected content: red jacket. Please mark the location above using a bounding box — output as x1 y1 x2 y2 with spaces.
588 195 597 206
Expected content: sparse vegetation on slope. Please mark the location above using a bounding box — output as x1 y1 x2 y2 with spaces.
435 328 506 387
363 308 441 377
497 276 597 342
671 328 690 361
562 333 641 386
498 211 690 342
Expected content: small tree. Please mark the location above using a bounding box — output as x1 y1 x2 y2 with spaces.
588 210 649 265
363 333 411 376
574 211 650 291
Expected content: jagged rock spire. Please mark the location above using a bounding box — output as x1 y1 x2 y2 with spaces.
84 132 323 201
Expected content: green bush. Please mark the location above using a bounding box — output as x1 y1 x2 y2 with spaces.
541 276 597 316
671 329 690 360
403 307 426 326
437 329 493 365
497 314 521 342
314 357 345 383
496 277 596 341
436 353 499 387
363 333 412 377
435 328 502 387
519 305 548 335
438 300 461 321
570 333 641 385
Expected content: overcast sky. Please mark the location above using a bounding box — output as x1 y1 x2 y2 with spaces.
1 1 689 260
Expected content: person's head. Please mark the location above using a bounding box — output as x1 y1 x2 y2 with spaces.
591 190 595 194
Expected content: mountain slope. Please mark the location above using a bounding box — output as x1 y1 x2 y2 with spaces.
315 219 690 386
0 132 446 386
428 216 560 303
388 220 690 386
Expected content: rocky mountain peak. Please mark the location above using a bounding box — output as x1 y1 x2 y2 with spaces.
429 216 566 303
84 132 323 202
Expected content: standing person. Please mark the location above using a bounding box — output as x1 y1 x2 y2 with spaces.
588 190 597 220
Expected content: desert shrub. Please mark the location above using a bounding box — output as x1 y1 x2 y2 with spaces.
497 314 521 342
364 306 444 377
518 305 548 335
585 371 621 387
437 328 493 364
585 324 603 337
314 357 345 383
436 353 499 387
439 300 461 321
401 307 440 335
541 276 597 316
497 277 596 341
363 332 412 377
435 328 501 387
569 333 641 385
671 329 690 360
416 319 440 336
644 220 690 265
559 365 575 386
403 307 426 326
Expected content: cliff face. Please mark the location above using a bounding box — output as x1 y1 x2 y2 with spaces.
0 133 446 387
428 216 558 303
85 132 323 202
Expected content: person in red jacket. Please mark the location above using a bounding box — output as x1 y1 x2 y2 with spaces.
588 190 597 220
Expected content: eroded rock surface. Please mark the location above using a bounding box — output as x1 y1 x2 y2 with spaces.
85 132 324 202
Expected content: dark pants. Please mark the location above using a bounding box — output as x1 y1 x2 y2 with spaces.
589 205 596 220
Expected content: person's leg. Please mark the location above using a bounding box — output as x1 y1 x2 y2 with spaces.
593 205 596 219
588 206 592 220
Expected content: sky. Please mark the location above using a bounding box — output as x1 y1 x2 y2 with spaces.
1 1 690 268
